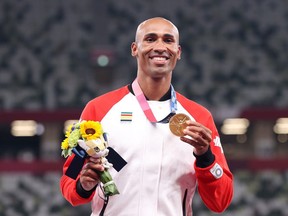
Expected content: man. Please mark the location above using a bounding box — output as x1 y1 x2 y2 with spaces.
60 17 233 216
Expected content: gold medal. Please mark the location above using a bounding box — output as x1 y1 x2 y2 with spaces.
169 113 190 136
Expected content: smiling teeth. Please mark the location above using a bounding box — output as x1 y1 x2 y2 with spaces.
153 57 166 60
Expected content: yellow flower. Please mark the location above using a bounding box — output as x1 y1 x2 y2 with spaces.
80 121 103 141
65 125 73 138
61 138 69 150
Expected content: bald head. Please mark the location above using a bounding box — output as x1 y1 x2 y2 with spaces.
135 17 180 44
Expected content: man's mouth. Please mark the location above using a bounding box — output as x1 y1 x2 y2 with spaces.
150 56 169 64
152 56 168 60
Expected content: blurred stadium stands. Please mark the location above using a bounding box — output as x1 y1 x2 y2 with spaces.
0 0 288 215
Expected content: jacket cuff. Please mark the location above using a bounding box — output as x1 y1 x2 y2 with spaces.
76 179 97 198
193 146 215 168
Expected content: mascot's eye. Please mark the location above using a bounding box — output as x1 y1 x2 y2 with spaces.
95 147 100 152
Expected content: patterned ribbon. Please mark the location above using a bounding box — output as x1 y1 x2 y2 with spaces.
132 79 177 123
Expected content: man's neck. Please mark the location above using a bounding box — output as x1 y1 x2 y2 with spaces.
129 83 171 101
137 77 171 100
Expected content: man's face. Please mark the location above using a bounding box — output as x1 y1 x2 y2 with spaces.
131 18 181 79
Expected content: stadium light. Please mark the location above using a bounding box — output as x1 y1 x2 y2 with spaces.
273 118 288 134
221 118 250 135
11 120 45 137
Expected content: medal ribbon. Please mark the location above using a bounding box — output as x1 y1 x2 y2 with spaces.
132 79 177 123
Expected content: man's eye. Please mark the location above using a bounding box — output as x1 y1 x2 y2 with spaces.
164 38 174 43
146 37 154 42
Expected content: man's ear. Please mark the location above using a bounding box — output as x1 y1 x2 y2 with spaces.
131 42 137 57
177 45 182 60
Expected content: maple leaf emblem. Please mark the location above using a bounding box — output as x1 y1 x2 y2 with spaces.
213 136 223 153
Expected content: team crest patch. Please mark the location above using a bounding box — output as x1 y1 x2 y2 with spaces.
210 163 223 179
120 112 133 122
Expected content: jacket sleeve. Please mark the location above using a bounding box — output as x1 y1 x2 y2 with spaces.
60 100 102 206
60 90 127 206
60 154 95 206
195 115 233 213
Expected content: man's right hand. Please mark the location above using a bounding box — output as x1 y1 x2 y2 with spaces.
79 157 104 191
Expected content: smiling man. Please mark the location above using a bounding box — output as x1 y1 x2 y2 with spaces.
132 18 181 85
60 17 233 216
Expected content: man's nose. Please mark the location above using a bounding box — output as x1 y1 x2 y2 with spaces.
154 40 166 52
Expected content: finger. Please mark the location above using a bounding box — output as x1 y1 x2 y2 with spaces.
183 128 211 145
89 157 102 164
180 136 207 148
81 168 100 179
187 128 211 143
82 162 104 177
86 163 105 172
180 135 210 154
85 159 101 168
184 122 212 142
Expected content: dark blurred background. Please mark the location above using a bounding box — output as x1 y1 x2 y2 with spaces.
0 0 288 215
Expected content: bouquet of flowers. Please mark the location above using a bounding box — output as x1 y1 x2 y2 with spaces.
61 120 119 196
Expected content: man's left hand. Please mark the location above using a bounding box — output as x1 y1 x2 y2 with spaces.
180 120 212 156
